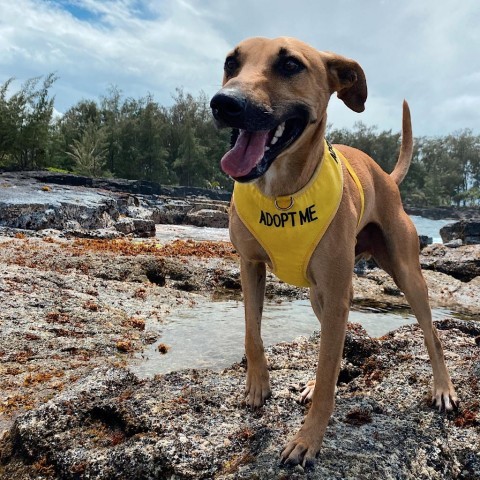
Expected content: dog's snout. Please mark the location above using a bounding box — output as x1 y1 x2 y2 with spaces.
210 91 247 124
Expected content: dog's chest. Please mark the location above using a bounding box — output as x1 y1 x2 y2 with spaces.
233 144 344 287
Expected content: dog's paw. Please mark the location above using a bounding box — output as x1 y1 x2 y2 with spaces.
299 380 315 403
280 426 323 468
245 369 271 408
432 385 459 412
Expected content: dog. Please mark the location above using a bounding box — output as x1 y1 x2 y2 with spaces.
210 36 458 468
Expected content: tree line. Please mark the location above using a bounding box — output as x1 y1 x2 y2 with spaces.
1 74 479 206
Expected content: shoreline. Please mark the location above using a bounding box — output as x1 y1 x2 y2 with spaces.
0 172 479 478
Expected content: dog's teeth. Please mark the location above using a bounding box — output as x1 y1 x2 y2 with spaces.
265 146 270 151
269 122 285 147
274 123 285 139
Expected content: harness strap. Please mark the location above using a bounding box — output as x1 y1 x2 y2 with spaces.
327 140 365 226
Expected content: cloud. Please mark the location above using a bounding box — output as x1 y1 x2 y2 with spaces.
0 0 479 135
0 0 229 106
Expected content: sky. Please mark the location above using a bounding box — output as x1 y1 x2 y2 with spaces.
1 0 479 136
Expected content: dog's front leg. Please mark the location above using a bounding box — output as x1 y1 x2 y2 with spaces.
281 283 352 467
241 258 271 407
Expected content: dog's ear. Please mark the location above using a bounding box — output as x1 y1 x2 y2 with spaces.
326 56 367 113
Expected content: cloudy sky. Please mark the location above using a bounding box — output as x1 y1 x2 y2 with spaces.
1 0 479 136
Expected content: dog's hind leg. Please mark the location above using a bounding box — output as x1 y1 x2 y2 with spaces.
240 258 271 407
371 214 458 411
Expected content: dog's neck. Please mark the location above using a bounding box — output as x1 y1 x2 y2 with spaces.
256 117 327 198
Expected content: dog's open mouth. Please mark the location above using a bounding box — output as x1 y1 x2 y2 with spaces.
220 114 309 182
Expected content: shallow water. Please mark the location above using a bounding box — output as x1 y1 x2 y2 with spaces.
136 215 456 377
130 300 454 378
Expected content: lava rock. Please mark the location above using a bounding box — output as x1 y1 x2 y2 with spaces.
440 220 480 245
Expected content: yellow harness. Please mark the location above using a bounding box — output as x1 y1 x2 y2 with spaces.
233 141 364 287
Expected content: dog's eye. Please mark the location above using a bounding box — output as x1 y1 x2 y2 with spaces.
278 57 305 76
224 56 239 75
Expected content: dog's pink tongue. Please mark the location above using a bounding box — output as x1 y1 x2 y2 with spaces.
220 130 269 177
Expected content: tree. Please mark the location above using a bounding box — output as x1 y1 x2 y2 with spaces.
0 74 57 169
168 89 230 187
115 95 170 182
53 99 102 170
416 133 480 206
100 86 123 174
1 73 477 205
173 122 209 186
66 121 109 177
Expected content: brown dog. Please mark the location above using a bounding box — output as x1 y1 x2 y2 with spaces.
210 37 458 468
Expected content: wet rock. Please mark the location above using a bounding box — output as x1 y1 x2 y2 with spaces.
216 271 242 290
343 323 380 366
420 244 480 282
440 220 480 245
1 319 479 479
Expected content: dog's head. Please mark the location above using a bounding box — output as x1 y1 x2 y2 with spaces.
210 37 367 182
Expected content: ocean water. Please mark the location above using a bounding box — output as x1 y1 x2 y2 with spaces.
155 216 453 245
409 215 453 243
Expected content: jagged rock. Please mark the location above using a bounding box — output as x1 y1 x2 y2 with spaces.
1 320 478 479
418 235 433 249
185 208 229 228
114 218 156 237
0 173 120 231
0 172 231 235
405 205 479 220
29 170 232 201
0 193 119 231
440 220 480 245
0 226 478 478
420 243 480 281
444 239 464 248
151 198 193 224
64 228 125 240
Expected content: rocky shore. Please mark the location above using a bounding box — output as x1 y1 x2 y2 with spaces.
0 171 479 479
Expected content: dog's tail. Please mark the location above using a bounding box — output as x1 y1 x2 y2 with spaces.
390 100 413 186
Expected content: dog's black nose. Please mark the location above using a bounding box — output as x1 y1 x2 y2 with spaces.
210 90 247 125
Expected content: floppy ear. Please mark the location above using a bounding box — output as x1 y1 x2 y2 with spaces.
326 56 367 113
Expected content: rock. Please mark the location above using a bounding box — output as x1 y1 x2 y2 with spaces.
418 235 433 249
1 319 478 479
0 173 120 231
64 228 125 240
0 172 231 236
405 205 479 220
343 323 380 366
0 194 119 231
444 239 464 248
29 170 232 201
185 208 229 228
114 218 156 237
440 220 480 245
420 243 480 282
152 198 194 224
